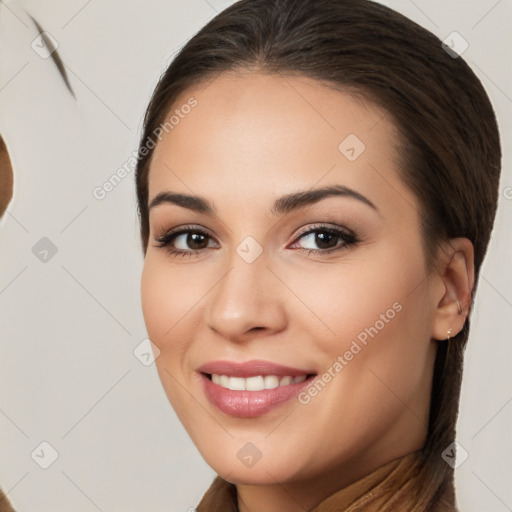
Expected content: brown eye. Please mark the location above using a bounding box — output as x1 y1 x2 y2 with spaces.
313 232 338 249
155 226 220 256
186 232 210 250
294 227 357 252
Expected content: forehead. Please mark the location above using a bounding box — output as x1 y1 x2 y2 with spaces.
152 71 390 164
147 71 416 219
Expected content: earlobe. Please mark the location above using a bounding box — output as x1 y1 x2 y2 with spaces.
431 238 474 341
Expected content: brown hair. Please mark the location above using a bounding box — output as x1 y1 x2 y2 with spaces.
135 0 501 507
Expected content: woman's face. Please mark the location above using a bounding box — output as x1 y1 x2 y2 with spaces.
141 72 438 488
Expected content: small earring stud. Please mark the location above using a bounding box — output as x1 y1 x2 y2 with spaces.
446 328 453 341
456 299 463 315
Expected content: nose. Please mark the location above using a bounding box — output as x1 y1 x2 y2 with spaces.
205 251 288 343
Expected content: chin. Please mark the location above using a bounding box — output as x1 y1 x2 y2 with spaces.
195 436 318 485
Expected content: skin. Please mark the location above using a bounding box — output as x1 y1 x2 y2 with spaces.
141 72 473 512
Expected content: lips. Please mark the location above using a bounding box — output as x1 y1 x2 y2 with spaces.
197 359 314 377
197 360 316 417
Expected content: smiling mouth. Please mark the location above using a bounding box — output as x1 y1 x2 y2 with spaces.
203 373 315 391
200 371 317 418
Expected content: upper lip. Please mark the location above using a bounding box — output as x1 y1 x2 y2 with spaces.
197 360 315 378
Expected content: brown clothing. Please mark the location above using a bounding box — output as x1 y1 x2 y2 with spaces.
0 488 15 512
0 452 455 511
0 135 14 219
196 451 456 512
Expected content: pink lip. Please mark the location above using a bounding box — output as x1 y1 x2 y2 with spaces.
197 359 314 377
197 360 316 418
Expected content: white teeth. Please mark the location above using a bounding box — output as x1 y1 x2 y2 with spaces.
210 374 308 390
227 377 245 391
245 376 265 391
279 376 292 386
264 375 279 389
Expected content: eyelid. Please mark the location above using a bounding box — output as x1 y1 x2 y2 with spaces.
153 222 359 257
290 222 356 241
153 224 219 252
154 222 351 241
286 223 359 253
155 223 214 240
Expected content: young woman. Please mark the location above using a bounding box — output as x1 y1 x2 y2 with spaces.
135 0 501 510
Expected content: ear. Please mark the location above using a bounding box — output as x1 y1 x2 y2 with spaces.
431 238 475 341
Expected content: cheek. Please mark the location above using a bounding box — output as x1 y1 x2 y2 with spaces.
140 256 206 426
280 247 427 350
281 244 432 406
292 251 431 410
141 259 170 341
140 255 203 360
141 251 198 336
269 254 433 472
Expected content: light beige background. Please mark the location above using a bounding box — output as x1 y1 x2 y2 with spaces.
0 0 511 510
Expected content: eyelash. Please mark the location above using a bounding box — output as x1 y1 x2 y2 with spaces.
154 223 359 258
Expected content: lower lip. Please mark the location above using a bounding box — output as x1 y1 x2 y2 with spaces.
200 373 314 418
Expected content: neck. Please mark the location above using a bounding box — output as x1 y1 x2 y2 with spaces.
236 448 419 512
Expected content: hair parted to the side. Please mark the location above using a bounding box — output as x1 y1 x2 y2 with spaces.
135 0 501 507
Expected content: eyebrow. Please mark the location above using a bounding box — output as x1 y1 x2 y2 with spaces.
148 185 379 216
